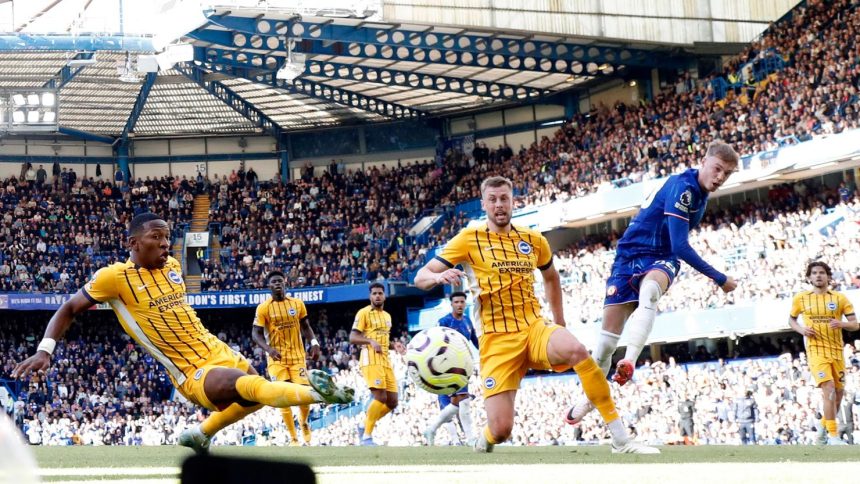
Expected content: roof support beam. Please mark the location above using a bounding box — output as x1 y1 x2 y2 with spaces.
173 63 286 139
194 46 548 102
43 52 94 90
189 49 423 119
121 72 157 139
57 126 114 144
202 62 422 119
189 28 613 78
204 14 687 71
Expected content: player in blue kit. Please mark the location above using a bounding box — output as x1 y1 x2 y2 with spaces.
566 141 740 425
423 291 480 446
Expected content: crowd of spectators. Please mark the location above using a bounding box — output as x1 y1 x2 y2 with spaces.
197 162 472 291
549 178 860 328
0 308 412 446
0 168 197 293
1 1 858 297
5 311 859 446
195 0 860 292
441 0 860 208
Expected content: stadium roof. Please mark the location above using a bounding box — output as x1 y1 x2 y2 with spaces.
0 0 773 139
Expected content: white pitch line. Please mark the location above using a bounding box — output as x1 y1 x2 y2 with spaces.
315 463 860 484
38 467 179 477
34 462 860 484
48 480 176 484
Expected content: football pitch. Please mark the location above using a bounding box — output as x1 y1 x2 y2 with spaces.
30 446 860 484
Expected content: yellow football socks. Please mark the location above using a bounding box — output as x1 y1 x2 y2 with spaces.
200 402 263 436
235 375 316 407
299 405 312 443
824 419 837 437
364 399 391 436
574 357 620 423
483 425 499 445
281 407 298 441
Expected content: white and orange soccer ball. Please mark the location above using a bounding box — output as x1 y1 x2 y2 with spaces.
406 326 474 395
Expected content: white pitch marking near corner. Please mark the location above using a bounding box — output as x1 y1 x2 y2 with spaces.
315 463 860 484
36 462 860 484
49 480 176 484
38 467 179 476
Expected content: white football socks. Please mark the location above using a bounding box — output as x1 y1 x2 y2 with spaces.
458 398 474 442
429 403 459 433
608 417 629 447
445 422 460 444
594 330 621 375
623 279 661 363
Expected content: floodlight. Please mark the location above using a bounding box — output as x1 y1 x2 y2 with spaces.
43 111 56 122
27 94 39 105
12 110 24 122
12 94 25 106
42 92 55 107
27 110 39 123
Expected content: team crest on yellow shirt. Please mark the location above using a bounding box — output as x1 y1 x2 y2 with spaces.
827 302 837 310
288 308 297 316
194 369 204 380
484 377 496 389
168 270 183 285
517 241 532 255
607 285 617 296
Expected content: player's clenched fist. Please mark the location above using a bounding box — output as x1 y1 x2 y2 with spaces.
720 276 737 293
434 268 465 286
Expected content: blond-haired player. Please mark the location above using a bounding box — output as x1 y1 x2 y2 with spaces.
788 261 859 445
567 140 739 424
253 270 322 446
414 177 657 454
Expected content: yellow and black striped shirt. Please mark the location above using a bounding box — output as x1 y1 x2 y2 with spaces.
790 290 855 359
253 296 308 366
82 257 220 385
435 224 553 335
352 305 392 366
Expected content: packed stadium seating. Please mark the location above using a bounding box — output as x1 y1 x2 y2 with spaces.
551 181 860 326
3 0 860 451
6 333 860 446
0 173 195 292
443 0 860 209
0 2 857 295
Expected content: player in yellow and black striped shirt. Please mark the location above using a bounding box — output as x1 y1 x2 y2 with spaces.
788 261 858 445
415 176 656 454
13 212 352 454
253 270 321 446
350 282 401 445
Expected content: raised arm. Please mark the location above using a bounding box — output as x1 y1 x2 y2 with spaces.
12 291 94 379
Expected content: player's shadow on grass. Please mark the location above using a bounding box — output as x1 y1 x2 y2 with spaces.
182 454 315 484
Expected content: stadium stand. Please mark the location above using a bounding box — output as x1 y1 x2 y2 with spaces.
3 0 860 451
0 2 858 294
0 173 195 292
552 182 860 326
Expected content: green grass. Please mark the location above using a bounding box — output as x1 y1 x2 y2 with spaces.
32 445 860 469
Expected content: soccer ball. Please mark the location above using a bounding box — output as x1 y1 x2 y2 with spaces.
406 326 474 395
